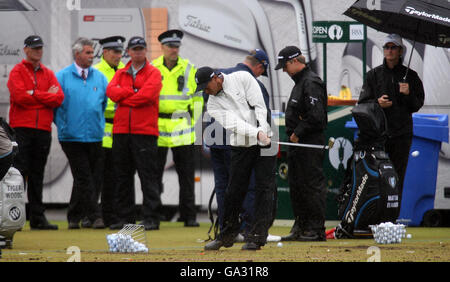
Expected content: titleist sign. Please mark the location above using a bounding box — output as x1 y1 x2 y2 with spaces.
0 44 20 57
184 15 211 32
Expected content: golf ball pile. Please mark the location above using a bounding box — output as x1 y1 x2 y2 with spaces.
370 222 406 244
106 233 149 253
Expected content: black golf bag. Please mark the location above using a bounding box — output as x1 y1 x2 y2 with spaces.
335 103 400 239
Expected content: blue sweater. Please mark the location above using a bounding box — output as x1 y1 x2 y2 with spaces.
55 63 108 142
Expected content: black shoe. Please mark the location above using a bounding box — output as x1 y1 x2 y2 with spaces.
81 217 92 228
142 221 159 231
281 232 302 241
68 221 80 229
30 219 58 230
297 231 326 242
241 242 261 251
109 222 125 230
92 218 105 229
184 219 200 227
204 239 233 251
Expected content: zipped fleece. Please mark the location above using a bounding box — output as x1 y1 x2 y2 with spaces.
54 63 108 142
106 60 162 136
7 60 64 132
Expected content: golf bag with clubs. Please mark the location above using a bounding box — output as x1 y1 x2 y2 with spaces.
335 103 400 239
0 117 25 249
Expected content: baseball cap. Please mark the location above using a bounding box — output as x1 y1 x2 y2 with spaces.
127 36 147 49
274 46 302 70
383 34 404 49
195 66 216 92
24 35 44 48
99 36 125 51
158 29 184 47
249 49 269 76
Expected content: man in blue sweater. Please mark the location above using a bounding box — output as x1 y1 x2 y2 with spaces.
55 37 108 229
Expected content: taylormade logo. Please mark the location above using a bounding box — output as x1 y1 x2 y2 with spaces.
404 6 450 23
345 174 368 223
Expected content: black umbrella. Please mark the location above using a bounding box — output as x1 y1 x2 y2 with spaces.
344 0 450 79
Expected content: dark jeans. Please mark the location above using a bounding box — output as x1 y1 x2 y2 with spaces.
13 128 51 225
156 145 196 221
210 146 256 233
60 141 102 223
385 134 412 215
218 146 276 245
113 134 161 224
288 145 327 234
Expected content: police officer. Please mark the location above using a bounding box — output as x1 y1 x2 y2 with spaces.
275 46 328 241
93 36 126 228
152 30 202 227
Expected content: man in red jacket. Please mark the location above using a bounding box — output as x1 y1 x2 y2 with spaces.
107 37 163 230
7 35 64 230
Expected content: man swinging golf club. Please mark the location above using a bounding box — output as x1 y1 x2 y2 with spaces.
197 66 277 251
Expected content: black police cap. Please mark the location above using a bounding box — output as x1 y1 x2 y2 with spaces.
158 29 184 47
99 36 125 50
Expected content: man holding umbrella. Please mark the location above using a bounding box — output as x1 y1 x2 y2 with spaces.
344 0 449 218
358 34 425 214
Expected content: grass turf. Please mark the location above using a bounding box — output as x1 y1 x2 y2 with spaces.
1 221 449 262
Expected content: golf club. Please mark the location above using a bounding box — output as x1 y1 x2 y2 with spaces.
275 137 335 150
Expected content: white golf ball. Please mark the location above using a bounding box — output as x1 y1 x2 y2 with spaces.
406 234 412 239
277 242 283 248
411 151 420 157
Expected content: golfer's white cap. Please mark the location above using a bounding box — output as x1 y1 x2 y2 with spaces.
383 34 404 49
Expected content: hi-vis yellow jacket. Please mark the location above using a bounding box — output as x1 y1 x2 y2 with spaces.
94 56 125 148
152 55 203 147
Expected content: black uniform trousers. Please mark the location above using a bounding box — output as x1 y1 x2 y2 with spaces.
60 141 102 224
96 147 127 226
385 134 412 217
113 134 161 224
218 145 277 246
287 144 327 235
13 128 51 226
156 144 196 221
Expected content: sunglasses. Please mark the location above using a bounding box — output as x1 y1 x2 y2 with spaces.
383 45 399 50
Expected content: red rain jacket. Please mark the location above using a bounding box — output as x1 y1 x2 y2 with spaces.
107 60 162 136
7 59 64 132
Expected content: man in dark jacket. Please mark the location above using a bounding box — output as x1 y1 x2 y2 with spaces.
275 46 328 241
358 34 424 214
